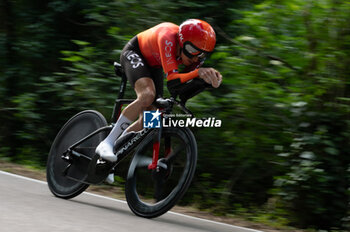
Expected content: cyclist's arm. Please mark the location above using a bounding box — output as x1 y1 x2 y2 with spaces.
167 65 222 88
166 69 199 83
166 59 204 83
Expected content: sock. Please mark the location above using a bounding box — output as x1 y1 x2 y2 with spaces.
104 114 132 145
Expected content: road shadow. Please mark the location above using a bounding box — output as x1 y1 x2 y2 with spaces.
154 214 228 232
69 198 133 216
69 197 234 232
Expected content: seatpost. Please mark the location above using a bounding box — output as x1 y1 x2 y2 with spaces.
115 62 127 99
111 62 128 123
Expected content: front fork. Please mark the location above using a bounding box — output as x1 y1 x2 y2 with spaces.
147 114 172 171
148 126 163 170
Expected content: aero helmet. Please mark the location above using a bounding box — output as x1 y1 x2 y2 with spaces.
178 19 216 59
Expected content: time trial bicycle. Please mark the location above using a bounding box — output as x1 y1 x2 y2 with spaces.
46 61 210 218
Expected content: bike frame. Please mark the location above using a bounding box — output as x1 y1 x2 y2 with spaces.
109 62 193 170
63 62 195 179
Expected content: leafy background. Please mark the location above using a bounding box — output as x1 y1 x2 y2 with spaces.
1 0 349 230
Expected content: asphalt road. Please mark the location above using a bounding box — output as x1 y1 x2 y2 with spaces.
0 170 263 232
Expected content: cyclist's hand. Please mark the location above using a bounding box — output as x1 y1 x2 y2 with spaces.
198 68 222 88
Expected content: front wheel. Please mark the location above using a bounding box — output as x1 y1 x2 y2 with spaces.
46 110 108 199
125 127 197 218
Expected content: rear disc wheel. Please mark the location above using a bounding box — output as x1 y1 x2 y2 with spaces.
46 110 108 199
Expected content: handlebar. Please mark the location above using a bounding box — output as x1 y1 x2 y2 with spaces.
154 98 173 108
154 97 194 117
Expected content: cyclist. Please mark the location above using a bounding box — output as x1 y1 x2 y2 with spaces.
96 19 222 182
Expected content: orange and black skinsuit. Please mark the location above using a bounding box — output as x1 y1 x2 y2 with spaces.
120 22 203 97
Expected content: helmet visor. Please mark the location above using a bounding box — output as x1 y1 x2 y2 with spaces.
183 42 207 60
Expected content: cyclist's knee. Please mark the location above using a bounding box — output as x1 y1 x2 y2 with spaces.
137 90 156 108
134 77 156 108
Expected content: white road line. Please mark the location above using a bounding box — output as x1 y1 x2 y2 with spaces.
0 170 47 184
0 170 263 232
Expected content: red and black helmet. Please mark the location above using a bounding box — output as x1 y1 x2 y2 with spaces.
178 19 216 59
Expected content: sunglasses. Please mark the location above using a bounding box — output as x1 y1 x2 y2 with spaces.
183 42 207 60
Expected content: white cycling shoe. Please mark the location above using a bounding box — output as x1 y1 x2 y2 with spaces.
95 141 118 162
105 173 115 184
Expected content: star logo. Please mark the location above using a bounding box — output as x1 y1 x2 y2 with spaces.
150 109 162 122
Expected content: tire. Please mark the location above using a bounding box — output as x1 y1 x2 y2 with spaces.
125 127 197 218
46 110 108 199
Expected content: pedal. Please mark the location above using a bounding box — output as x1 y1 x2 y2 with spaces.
97 159 107 165
85 154 114 184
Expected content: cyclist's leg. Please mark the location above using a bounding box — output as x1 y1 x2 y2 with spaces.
97 78 155 163
121 77 156 132
102 77 155 183
122 68 163 134
123 106 155 134
96 36 155 162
